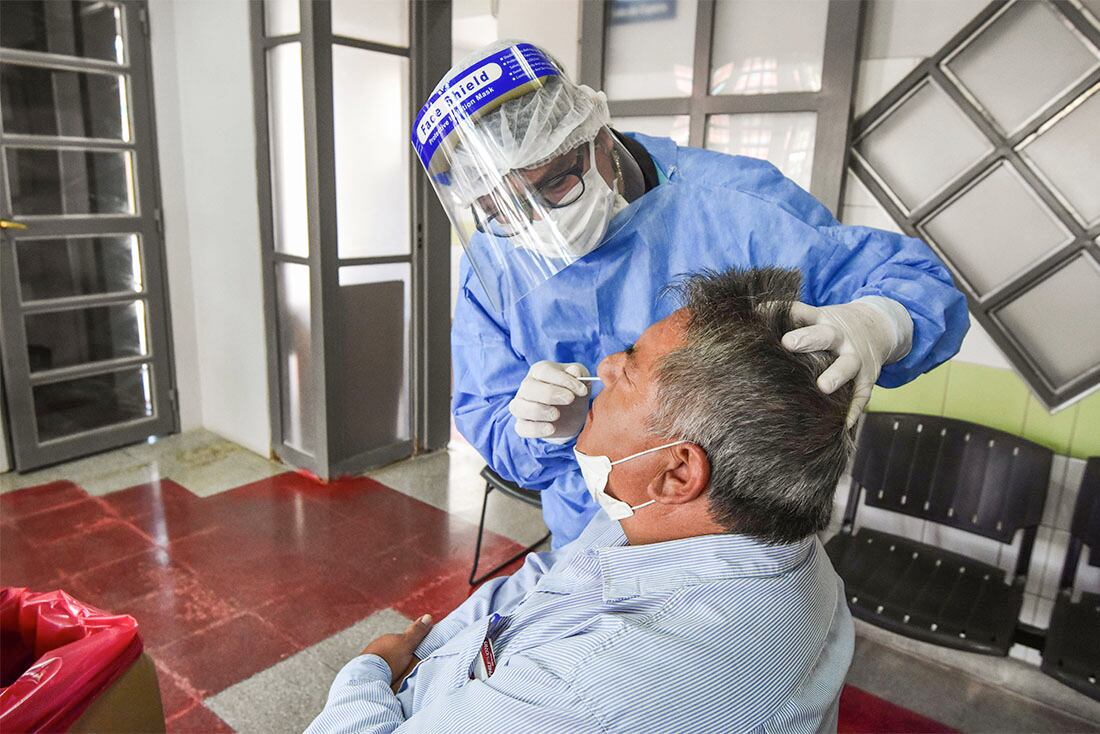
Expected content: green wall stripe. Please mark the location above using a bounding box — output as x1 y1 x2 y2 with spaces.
868 361 1099 459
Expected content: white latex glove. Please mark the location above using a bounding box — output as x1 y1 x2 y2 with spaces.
782 296 913 428
508 361 591 442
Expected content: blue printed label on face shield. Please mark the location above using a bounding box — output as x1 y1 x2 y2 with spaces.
411 43 560 172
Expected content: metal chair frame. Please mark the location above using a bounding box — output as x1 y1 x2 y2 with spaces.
469 466 551 586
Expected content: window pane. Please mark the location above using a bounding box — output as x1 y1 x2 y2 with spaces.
332 0 408 47
333 46 410 259
266 43 309 257
705 112 816 191
0 1 124 64
1 64 129 141
856 80 992 212
25 302 148 373
995 255 1100 389
919 163 1072 296
944 1 1100 135
33 365 154 442
604 0 697 99
5 148 135 216
710 0 826 95
264 0 299 35
1018 87 1100 227
16 235 142 301
612 115 689 146
333 264 411 458
276 263 314 454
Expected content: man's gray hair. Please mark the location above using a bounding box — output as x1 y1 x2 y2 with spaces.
649 268 854 544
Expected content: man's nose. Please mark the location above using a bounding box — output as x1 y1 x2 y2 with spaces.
597 352 622 384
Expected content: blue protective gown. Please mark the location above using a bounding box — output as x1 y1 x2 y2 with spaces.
452 133 970 547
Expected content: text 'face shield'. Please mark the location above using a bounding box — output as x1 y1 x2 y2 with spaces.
412 42 624 310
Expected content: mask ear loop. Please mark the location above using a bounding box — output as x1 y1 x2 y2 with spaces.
609 440 688 466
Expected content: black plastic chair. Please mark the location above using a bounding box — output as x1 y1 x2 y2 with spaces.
826 412 1052 656
1042 456 1100 701
469 466 551 585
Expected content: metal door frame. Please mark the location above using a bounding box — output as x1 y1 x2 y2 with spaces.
0 0 177 470
250 0 452 479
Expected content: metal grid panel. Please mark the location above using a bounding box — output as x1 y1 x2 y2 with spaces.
579 0 864 214
0 0 178 470
850 0 1100 410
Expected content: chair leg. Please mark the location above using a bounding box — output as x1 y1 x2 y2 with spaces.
468 481 493 585
468 484 551 586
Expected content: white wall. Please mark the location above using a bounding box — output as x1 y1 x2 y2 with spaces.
496 0 581 77
839 0 1011 371
148 0 271 456
148 0 202 434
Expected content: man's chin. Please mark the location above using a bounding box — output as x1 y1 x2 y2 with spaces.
575 413 594 450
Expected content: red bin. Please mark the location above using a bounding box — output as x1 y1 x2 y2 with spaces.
0 587 145 733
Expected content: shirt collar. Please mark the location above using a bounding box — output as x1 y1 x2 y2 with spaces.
596 531 815 602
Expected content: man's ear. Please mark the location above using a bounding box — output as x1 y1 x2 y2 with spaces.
648 443 709 504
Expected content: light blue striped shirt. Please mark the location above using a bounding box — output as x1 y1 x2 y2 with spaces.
306 511 853 734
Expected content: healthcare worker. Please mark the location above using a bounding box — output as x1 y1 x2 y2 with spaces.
412 40 969 547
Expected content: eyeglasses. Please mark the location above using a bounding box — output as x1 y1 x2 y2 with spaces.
471 145 589 237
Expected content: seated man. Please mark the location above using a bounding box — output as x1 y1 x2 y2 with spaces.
307 267 855 734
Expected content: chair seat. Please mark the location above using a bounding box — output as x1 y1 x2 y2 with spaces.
480 466 543 508
825 528 1023 656
1042 591 1100 702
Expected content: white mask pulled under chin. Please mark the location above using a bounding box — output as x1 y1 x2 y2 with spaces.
573 440 687 521
519 139 628 261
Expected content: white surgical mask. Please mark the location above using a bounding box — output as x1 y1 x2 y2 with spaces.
574 440 687 520
521 139 628 260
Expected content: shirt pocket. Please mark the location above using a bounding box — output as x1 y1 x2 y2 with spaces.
431 614 493 691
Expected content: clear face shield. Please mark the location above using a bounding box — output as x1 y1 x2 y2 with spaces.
412 43 635 311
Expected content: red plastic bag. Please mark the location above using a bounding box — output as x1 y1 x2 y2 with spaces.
0 587 142 733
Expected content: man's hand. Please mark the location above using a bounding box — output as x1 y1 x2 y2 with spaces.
781 297 913 428
361 614 432 687
392 656 420 694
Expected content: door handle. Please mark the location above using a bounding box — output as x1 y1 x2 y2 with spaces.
0 219 28 230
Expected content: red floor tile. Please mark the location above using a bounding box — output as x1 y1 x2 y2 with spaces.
288 474 398 513
393 565 477 623
121 576 239 650
100 479 196 521
154 613 297 697
46 519 155 578
199 474 348 536
0 525 65 590
165 702 234 734
100 480 217 545
0 481 87 522
10 498 115 543
153 660 202 721
254 576 378 649
168 523 366 610
67 546 194 611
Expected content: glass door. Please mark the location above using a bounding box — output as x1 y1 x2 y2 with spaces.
0 0 175 470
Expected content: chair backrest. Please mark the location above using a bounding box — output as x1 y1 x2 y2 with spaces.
1072 457 1100 566
849 412 1052 544
1057 456 1100 593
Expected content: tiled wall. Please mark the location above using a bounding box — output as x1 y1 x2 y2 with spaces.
867 361 1100 460
837 361 1100 665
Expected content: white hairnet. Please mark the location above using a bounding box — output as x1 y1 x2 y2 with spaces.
437 39 611 204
